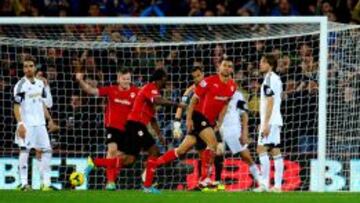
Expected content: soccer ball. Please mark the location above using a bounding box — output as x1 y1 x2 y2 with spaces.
69 172 84 187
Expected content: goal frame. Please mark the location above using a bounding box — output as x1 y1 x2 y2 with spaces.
0 16 328 191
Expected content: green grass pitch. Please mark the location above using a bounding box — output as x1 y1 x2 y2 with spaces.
0 190 358 203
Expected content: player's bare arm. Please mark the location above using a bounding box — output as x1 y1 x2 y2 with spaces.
43 105 59 133
175 85 195 119
263 96 274 137
14 104 26 139
76 72 99 96
240 112 249 145
153 96 186 109
185 95 199 132
150 117 166 145
216 103 229 132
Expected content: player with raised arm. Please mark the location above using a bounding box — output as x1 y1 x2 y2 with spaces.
13 55 58 191
76 68 139 190
256 54 284 192
85 68 185 193
144 58 237 191
219 89 267 191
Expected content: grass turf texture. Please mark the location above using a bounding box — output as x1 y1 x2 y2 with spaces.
0 190 358 203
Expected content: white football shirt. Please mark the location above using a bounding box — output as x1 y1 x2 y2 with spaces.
222 91 247 130
13 77 50 127
260 71 283 127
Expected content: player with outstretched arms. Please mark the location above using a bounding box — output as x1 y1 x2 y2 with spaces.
144 58 236 191
13 55 58 191
257 54 284 192
85 68 185 193
219 89 267 191
76 68 139 190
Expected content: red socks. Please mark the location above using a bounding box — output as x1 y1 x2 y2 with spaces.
199 149 215 181
94 157 123 183
144 150 178 188
156 149 177 166
144 156 157 187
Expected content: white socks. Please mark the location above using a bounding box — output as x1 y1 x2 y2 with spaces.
19 150 29 186
259 153 270 188
39 151 52 187
249 163 262 184
273 154 284 189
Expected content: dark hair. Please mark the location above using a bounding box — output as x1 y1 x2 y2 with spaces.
190 64 203 73
23 55 36 64
117 67 131 75
262 54 277 68
150 68 167 82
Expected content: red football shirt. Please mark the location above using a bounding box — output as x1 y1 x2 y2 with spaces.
127 82 161 125
98 85 139 131
194 74 236 125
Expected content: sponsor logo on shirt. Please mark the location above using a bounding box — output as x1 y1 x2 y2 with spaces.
151 90 158 94
130 92 136 98
114 99 131 105
199 80 207 87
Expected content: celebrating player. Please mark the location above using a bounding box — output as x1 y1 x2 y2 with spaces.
76 68 139 190
219 89 267 191
13 55 57 191
144 57 237 191
257 54 284 192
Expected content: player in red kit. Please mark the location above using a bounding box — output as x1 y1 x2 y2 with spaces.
76 68 139 190
123 68 186 193
144 58 236 191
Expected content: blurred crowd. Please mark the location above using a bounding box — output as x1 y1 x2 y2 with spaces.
0 28 359 156
0 0 360 24
0 0 359 157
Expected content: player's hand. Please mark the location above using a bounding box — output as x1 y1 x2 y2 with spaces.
158 134 166 146
48 120 60 133
262 123 270 137
186 119 194 132
173 120 183 139
75 72 84 81
17 123 26 139
240 135 249 145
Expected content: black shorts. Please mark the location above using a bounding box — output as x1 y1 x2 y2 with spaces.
188 111 212 138
195 131 222 150
123 121 156 156
105 128 127 152
188 111 214 150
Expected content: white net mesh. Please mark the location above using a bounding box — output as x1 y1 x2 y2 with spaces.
0 19 359 191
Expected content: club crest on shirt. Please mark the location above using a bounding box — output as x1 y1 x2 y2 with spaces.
130 92 136 98
231 86 234 92
138 130 144 137
199 80 207 87
201 121 207 126
107 133 112 139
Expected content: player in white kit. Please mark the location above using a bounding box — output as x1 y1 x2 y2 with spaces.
13 55 57 191
257 54 284 192
219 90 266 190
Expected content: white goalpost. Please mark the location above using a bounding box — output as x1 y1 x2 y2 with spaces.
0 17 359 191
